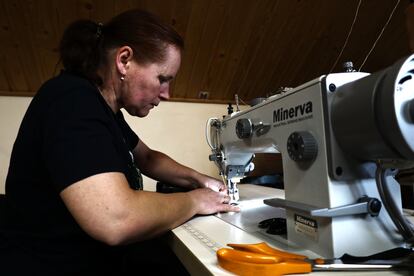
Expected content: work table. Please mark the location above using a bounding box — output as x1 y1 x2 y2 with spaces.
167 184 414 276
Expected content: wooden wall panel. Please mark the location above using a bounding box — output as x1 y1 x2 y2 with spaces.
208 0 258 102
225 0 277 102
173 0 210 99
186 0 227 99
0 0 410 103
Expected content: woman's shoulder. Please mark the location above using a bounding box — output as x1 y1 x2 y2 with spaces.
40 71 98 97
28 71 107 120
32 71 102 109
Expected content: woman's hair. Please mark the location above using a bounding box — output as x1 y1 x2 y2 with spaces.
59 9 184 84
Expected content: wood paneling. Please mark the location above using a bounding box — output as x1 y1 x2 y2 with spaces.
0 0 410 103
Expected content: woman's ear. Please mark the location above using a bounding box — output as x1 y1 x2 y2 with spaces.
115 46 134 76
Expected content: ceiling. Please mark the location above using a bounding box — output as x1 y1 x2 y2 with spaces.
0 0 410 104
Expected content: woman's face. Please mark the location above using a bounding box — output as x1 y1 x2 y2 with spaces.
120 45 181 117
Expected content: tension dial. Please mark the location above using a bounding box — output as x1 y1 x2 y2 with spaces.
287 131 318 162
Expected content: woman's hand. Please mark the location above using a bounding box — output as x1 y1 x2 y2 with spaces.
197 174 227 195
188 188 240 215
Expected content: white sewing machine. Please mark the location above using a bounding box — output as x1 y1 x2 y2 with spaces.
207 55 414 259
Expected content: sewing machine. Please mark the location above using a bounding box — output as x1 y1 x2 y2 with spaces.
207 55 414 258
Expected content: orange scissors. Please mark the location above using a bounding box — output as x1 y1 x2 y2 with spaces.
216 242 394 275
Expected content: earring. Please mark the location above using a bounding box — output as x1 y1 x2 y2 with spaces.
120 75 125 81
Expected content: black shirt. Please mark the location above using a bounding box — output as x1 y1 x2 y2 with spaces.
0 71 139 275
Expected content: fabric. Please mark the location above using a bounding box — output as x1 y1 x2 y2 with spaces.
0 71 140 275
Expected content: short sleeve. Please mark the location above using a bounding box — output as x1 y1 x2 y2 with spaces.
42 86 124 192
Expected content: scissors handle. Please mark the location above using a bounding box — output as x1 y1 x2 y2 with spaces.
228 242 307 260
217 248 312 275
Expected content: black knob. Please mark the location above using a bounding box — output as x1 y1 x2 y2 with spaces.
358 196 382 217
287 131 318 162
365 197 381 216
236 118 253 139
368 198 382 216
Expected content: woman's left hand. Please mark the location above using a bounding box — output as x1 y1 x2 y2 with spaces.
198 175 227 195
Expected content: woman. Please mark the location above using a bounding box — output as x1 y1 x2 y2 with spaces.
0 9 239 275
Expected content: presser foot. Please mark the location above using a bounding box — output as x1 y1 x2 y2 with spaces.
228 187 240 205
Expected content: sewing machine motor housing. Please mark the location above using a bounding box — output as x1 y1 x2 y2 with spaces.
208 55 414 258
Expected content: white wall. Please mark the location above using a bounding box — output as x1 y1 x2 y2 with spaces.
0 97 31 194
0 96 232 193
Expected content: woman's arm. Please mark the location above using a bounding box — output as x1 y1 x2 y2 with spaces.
133 140 226 192
60 172 238 246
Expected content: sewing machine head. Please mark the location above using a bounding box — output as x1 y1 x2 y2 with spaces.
207 54 414 258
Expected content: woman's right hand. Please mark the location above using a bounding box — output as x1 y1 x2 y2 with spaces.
188 188 240 215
